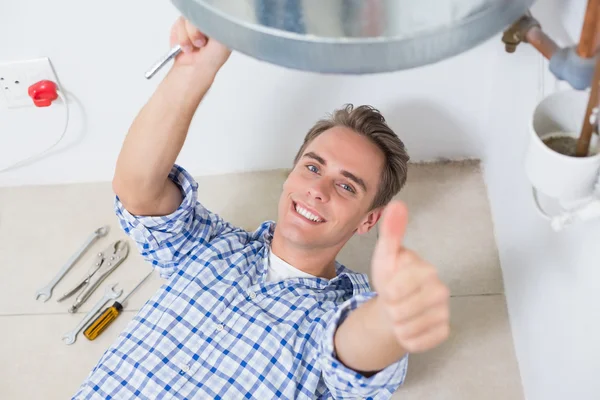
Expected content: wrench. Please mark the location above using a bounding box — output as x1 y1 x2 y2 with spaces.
62 283 122 345
35 226 109 302
145 45 181 79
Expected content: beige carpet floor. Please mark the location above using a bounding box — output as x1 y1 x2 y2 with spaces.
0 160 523 399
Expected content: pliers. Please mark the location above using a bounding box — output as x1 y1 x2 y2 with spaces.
58 240 129 313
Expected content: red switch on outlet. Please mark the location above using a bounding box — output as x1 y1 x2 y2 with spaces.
28 79 58 107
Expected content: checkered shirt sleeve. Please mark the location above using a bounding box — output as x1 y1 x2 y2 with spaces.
114 164 240 279
319 292 409 399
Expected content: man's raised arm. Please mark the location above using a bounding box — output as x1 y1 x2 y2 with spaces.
334 201 451 374
112 16 231 217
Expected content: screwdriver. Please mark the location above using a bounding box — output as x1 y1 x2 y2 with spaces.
83 271 153 340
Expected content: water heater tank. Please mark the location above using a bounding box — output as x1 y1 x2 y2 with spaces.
170 0 536 73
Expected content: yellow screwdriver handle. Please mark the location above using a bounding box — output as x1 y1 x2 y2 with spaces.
83 271 153 340
84 303 122 340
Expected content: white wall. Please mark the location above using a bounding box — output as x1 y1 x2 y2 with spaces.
1 0 504 187
484 74 600 399
483 1 600 399
1 1 598 399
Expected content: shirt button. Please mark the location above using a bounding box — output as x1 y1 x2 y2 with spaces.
181 364 190 373
248 291 257 300
216 323 225 332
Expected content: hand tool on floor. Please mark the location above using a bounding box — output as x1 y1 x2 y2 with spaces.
145 45 181 79
83 270 154 340
58 240 129 313
62 283 122 345
34 226 109 302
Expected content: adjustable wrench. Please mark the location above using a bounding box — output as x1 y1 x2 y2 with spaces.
35 226 109 302
62 283 122 345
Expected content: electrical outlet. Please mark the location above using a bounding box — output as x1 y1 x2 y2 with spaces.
0 57 59 108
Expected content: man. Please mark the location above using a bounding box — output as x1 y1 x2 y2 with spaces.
74 17 450 400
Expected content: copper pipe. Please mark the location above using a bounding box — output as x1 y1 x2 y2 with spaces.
575 56 600 156
594 15 600 50
525 26 559 60
578 0 600 58
502 13 558 60
575 0 600 156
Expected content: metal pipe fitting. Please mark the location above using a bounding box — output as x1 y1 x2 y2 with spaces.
502 11 558 59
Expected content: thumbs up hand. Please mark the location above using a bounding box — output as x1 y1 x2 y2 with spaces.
371 201 451 353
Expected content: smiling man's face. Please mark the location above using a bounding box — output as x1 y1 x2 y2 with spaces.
276 126 385 251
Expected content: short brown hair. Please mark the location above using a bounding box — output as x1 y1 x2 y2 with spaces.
293 104 409 209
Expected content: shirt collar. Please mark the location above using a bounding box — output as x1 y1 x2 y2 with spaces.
258 221 372 296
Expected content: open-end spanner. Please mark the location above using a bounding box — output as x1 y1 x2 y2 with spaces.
34 226 109 302
62 283 122 345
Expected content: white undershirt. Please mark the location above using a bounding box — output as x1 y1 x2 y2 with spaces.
265 249 316 282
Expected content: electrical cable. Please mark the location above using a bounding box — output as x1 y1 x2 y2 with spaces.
0 89 70 173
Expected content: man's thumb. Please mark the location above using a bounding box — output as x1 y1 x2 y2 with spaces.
373 201 409 263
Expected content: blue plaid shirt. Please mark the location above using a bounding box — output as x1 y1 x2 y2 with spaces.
73 165 408 399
